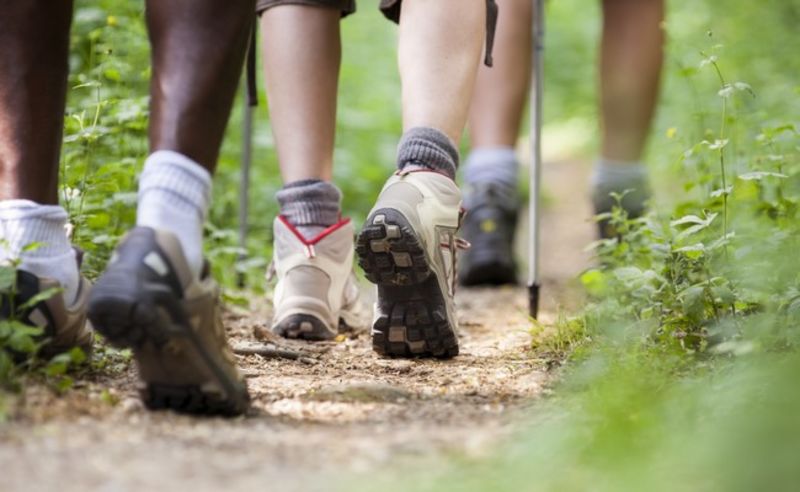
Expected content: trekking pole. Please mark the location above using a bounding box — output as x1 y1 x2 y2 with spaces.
528 0 545 319
238 22 258 288
238 81 253 288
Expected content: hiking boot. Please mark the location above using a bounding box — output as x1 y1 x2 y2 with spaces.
88 227 249 416
458 182 518 286
0 253 93 361
356 170 463 359
270 216 361 340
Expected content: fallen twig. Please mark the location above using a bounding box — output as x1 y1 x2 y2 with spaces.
233 344 318 365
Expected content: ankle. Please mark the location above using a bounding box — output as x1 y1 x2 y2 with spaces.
276 180 342 239
396 127 459 180
591 158 650 214
0 200 80 304
463 146 519 195
136 151 211 278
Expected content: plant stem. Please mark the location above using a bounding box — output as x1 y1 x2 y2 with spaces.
710 59 730 259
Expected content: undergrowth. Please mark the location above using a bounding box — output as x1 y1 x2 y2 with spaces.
401 15 800 492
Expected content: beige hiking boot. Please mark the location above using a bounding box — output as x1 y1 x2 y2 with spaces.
88 227 249 416
356 170 464 358
1 254 93 360
270 216 361 340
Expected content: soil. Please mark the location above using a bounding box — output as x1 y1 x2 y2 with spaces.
0 160 594 492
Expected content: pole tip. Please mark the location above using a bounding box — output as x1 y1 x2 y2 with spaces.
528 283 541 319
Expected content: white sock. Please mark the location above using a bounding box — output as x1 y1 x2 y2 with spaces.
0 200 80 305
136 151 212 279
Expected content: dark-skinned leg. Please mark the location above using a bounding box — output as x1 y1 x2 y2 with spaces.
145 0 255 173
87 0 255 416
131 0 255 278
0 0 73 204
0 1 83 307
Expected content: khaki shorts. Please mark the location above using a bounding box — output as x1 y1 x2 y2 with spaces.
256 0 400 21
255 0 497 65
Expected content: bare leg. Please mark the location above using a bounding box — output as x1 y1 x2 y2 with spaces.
599 0 665 162
259 6 341 183
137 0 254 276
0 1 73 204
87 0 255 416
146 0 254 173
468 0 532 148
399 0 486 145
458 0 526 286
593 0 664 235
258 6 350 343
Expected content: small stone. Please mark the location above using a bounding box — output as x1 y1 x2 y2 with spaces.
119 398 144 414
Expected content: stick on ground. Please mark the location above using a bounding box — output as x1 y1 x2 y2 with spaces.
233 345 318 365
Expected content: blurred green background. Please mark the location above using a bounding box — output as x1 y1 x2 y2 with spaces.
62 0 800 289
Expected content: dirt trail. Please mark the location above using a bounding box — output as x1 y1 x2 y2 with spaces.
0 160 594 492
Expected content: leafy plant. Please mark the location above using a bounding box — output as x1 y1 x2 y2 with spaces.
0 259 86 395
575 37 799 354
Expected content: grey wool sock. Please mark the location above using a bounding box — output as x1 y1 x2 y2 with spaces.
276 179 342 238
396 127 459 180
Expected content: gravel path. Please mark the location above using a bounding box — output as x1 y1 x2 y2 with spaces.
0 160 594 492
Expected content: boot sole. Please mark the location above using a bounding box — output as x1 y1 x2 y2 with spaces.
273 313 337 341
88 270 249 416
356 208 459 359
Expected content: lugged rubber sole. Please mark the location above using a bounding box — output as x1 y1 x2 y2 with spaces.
356 208 459 359
88 271 249 417
273 313 337 341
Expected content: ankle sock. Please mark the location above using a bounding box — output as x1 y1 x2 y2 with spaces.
136 150 211 279
591 158 650 213
0 200 80 304
276 179 342 238
396 127 459 180
464 146 519 197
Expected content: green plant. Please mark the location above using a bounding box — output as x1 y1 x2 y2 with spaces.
576 35 799 353
0 259 87 395
0 262 45 388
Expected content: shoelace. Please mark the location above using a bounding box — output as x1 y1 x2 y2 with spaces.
265 223 471 288
445 208 472 294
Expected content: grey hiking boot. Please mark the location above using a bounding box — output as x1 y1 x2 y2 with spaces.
88 227 249 416
270 216 362 340
458 182 518 286
1 253 93 360
356 171 464 358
